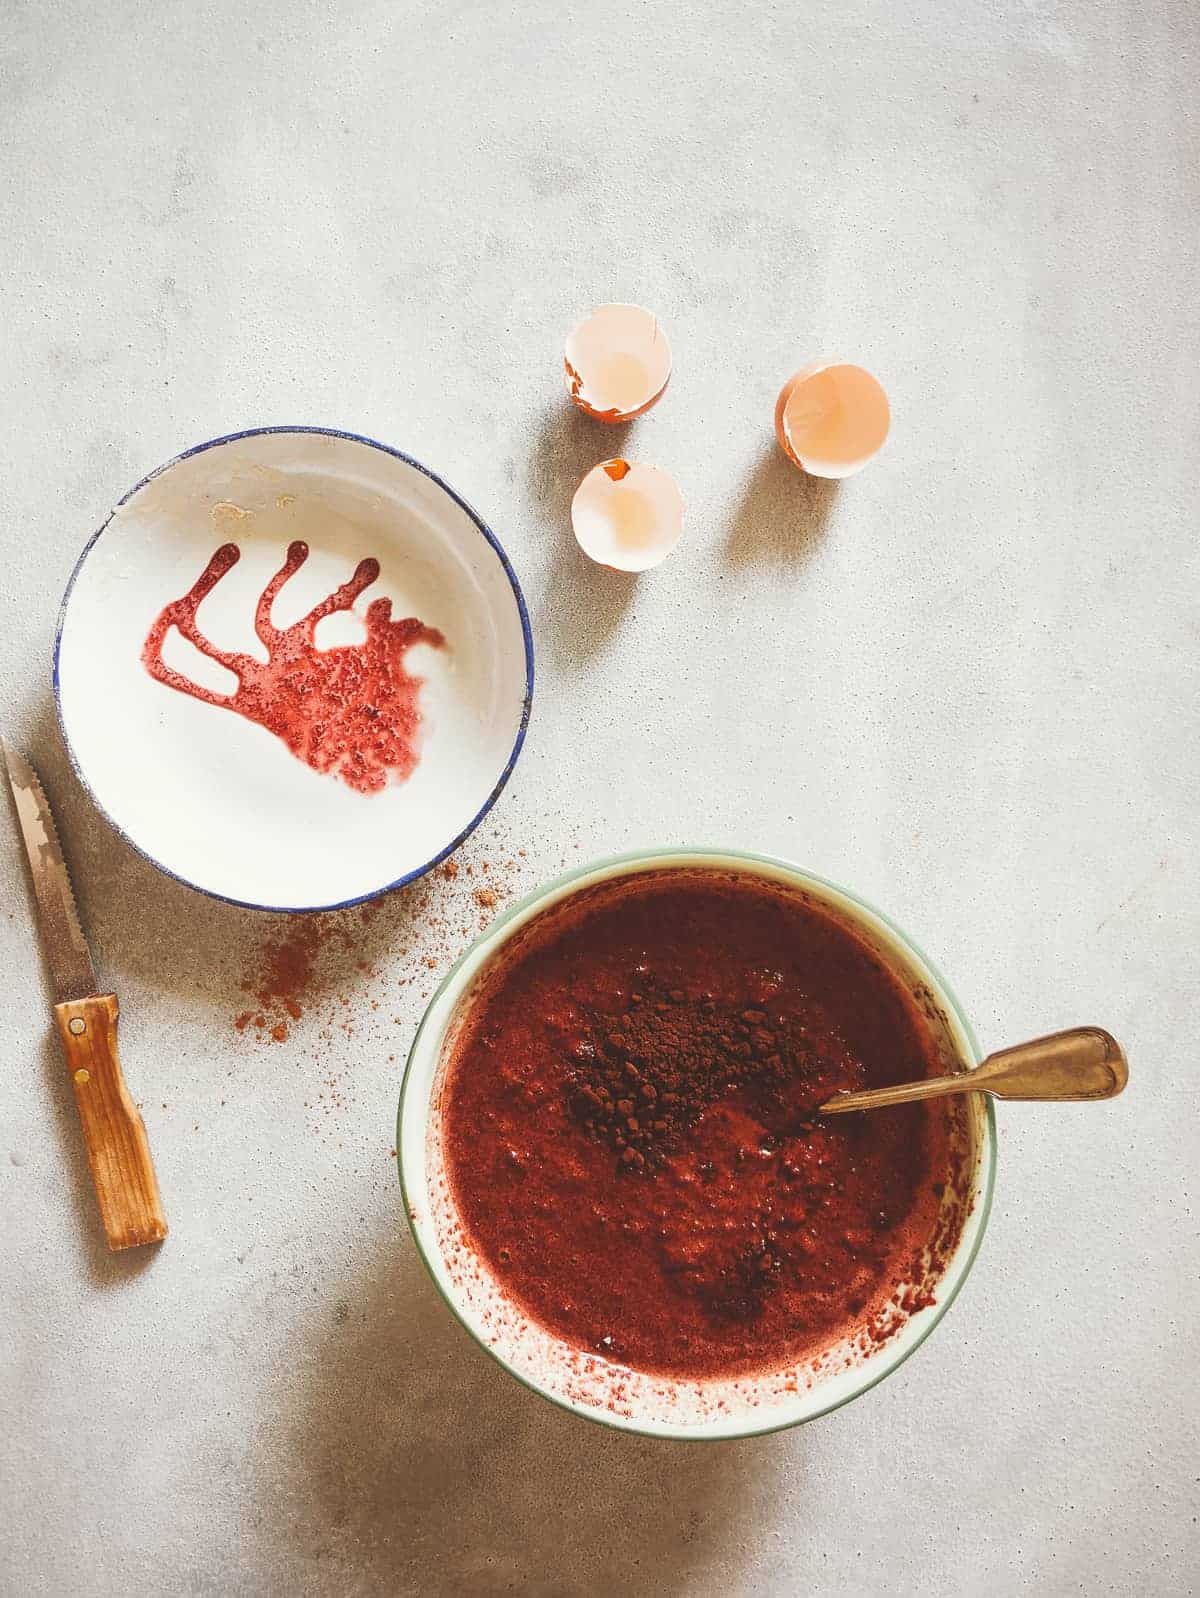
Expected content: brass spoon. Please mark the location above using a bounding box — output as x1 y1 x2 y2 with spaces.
820 1027 1128 1115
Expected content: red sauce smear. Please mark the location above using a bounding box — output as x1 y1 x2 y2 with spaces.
443 872 964 1381
142 541 444 793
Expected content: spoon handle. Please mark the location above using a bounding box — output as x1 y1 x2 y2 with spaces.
820 1027 1128 1115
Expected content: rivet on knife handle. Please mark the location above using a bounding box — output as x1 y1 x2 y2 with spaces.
54 994 167 1250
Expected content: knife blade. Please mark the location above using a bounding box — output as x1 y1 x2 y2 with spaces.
4 740 167 1250
3 739 99 1002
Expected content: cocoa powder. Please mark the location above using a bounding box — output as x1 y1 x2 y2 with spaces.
564 975 848 1171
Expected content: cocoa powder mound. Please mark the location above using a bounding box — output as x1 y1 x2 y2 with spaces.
563 974 855 1172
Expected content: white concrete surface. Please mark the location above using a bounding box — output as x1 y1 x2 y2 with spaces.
1 2 1196 1593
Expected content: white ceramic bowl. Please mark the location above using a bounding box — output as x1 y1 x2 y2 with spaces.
398 848 996 1440
55 428 532 910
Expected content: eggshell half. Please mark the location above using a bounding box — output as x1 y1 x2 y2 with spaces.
564 305 672 423
570 459 684 572
775 361 890 478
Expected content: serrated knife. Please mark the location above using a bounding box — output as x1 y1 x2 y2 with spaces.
4 740 166 1250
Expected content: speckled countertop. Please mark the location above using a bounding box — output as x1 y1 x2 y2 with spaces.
1 2 1197 1594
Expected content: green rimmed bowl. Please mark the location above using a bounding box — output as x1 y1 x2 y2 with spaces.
397 848 996 1440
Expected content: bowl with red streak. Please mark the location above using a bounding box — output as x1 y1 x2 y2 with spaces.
398 848 996 1440
54 428 533 910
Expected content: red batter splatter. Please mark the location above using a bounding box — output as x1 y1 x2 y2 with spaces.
142 541 444 793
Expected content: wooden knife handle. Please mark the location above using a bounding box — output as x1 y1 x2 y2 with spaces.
54 994 167 1251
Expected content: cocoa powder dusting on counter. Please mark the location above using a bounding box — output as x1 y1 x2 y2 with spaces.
229 830 554 1154
235 917 330 1040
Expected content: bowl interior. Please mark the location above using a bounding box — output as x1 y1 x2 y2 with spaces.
399 849 995 1440
56 429 531 909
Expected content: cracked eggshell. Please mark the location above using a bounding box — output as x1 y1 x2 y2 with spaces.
564 304 672 423
775 360 890 478
570 459 684 572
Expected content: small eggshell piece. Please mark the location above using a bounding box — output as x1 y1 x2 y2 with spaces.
564 304 672 423
571 459 684 572
775 361 890 478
